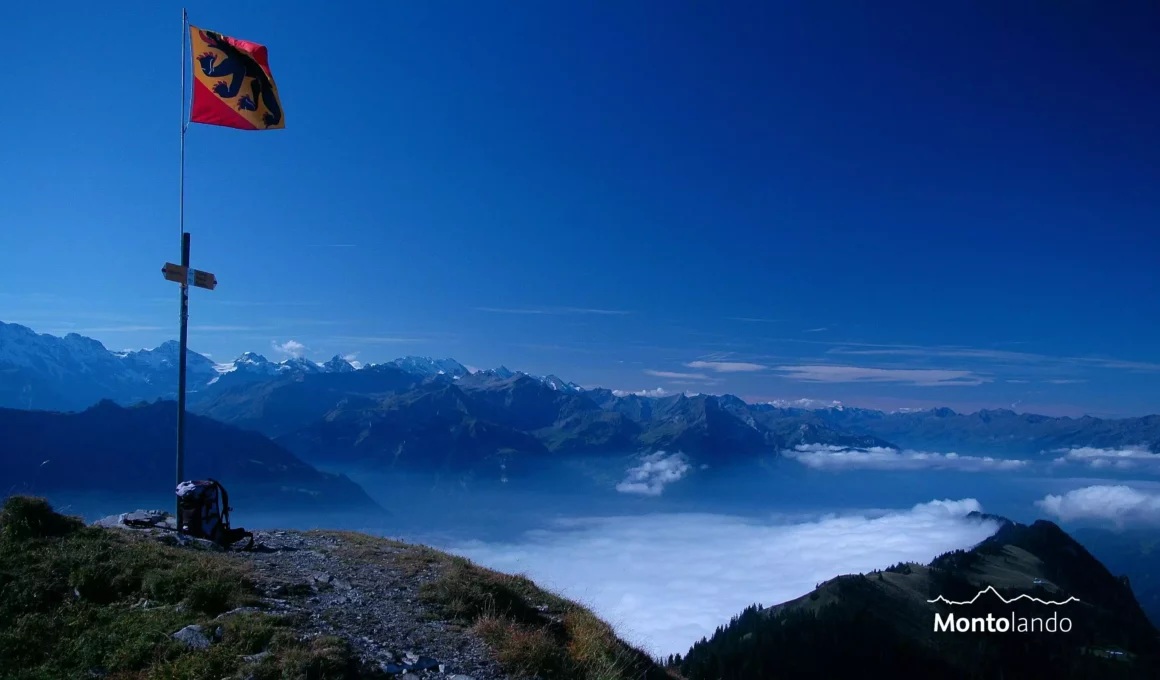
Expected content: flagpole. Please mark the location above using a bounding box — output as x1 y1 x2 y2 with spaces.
177 7 189 518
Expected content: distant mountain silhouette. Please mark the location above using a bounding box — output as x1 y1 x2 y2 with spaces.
0 400 379 510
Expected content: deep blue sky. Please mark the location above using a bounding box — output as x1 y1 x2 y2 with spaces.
3 1 1159 416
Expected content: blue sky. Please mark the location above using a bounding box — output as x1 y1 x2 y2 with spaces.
3 1 1159 416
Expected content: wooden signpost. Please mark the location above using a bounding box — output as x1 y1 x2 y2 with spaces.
161 232 217 512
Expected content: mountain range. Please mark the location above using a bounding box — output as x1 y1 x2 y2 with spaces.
2 322 1159 473
675 516 1160 679
0 399 379 510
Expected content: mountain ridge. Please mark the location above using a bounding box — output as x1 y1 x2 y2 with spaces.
4 323 1159 466
675 517 1160 679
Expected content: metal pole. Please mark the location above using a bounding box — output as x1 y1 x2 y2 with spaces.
180 7 187 240
177 233 190 496
177 8 188 521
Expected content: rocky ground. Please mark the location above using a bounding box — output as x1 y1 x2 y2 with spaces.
95 510 511 679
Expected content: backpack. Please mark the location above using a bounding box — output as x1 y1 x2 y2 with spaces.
175 479 253 549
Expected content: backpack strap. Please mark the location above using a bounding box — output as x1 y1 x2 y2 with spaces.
209 478 231 529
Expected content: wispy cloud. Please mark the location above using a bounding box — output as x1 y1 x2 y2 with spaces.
787 444 1029 472
803 327 829 333
271 339 306 358
329 336 424 344
1050 446 1160 471
341 353 363 369
73 326 166 333
449 499 999 656
1036 485 1160 525
728 317 780 323
685 360 767 373
191 325 264 332
517 343 593 354
616 452 691 496
644 369 712 381
207 300 322 307
827 344 1160 373
476 306 630 316
1045 379 1087 384
775 365 988 386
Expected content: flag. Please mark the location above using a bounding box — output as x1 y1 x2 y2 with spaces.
189 26 284 130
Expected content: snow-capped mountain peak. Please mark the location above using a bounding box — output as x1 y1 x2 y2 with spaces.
323 355 357 373
541 374 582 392
388 356 469 378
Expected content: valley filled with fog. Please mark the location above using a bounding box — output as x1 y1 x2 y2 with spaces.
39 451 1158 656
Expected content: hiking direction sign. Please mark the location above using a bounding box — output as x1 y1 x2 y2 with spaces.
162 263 217 290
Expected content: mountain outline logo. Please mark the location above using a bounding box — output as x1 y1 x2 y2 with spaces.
927 585 1079 606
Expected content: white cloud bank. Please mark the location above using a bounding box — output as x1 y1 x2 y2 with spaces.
612 388 669 398
616 452 691 496
1051 446 1160 471
1036 485 1160 525
786 444 1029 472
449 500 998 657
271 339 306 358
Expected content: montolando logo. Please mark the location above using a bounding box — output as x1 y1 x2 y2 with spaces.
929 585 1079 633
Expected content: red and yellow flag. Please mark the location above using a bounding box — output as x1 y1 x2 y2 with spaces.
189 26 284 130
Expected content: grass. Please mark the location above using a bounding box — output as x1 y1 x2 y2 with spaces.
2 499 673 680
420 554 672 680
315 530 674 679
0 495 360 680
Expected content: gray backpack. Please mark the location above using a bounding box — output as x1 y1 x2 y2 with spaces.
175 479 253 549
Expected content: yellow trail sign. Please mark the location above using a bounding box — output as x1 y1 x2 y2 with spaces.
161 263 217 290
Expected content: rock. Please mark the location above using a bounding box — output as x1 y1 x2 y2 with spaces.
214 626 224 641
215 606 263 620
172 624 211 650
448 675 475 680
241 651 271 664
122 509 170 527
313 572 333 584
155 532 224 552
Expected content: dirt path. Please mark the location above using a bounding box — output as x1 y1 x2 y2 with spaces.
234 530 509 679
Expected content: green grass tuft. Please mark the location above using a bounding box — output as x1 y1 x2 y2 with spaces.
421 552 672 680
0 495 84 541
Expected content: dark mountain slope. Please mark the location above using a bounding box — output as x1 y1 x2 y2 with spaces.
1074 527 1160 628
813 407 1160 455
277 382 550 472
190 364 423 438
0 401 378 510
677 518 1160 680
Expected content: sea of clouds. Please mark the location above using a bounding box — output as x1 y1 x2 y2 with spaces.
449 498 1000 657
785 443 1029 472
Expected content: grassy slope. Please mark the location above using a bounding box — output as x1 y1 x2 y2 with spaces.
678 521 1160 679
318 530 673 680
0 497 671 680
